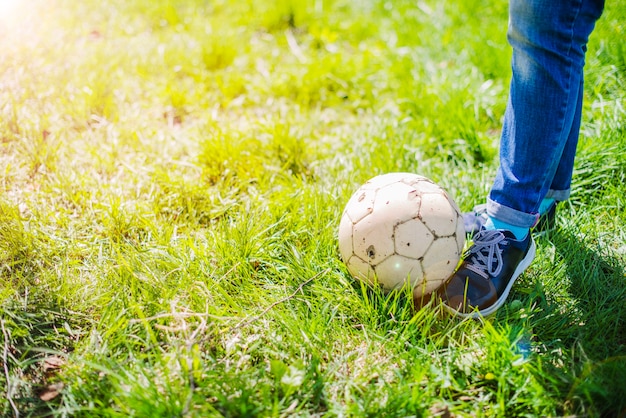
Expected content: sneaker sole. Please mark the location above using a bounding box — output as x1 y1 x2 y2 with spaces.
443 237 536 319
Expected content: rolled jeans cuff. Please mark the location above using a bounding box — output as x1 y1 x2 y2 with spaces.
545 188 570 202
487 197 539 229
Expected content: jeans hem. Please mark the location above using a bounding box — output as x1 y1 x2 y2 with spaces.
487 197 540 228
545 189 571 201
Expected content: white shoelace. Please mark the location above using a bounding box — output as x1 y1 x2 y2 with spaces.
464 230 509 279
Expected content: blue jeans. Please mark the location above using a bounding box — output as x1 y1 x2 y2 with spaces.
487 0 605 228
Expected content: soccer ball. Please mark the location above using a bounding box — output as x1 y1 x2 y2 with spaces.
338 172 465 299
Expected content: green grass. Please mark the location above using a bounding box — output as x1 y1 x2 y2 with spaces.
0 0 624 416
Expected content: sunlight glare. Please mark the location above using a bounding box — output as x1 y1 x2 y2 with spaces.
0 0 22 25
0 0 33 39
0 0 19 13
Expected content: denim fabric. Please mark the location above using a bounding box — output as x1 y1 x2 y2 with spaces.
487 0 605 228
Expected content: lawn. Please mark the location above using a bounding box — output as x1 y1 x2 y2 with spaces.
1 0 625 416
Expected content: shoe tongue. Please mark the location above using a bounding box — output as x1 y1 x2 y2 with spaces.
499 229 517 240
497 229 531 247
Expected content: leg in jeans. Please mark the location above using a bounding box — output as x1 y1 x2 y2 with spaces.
487 0 605 228
440 0 604 317
547 77 584 202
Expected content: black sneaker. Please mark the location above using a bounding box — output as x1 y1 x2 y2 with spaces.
463 202 557 236
438 229 536 318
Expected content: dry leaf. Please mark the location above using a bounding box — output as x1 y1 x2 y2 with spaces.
43 356 65 373
39 383 64 402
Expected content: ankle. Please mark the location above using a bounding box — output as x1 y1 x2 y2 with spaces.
484 217 529 240
538 198 555 215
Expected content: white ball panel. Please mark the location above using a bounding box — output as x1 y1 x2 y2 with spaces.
372 181 421 224
410 178 441 194
394 218 433 258
374 254 424 291
337 212 355 263
344 254 375 283
455 214 466 253
446 192 462 214
352 214 395 266
342 188 376 225
419 192 459 237
421 236 461 287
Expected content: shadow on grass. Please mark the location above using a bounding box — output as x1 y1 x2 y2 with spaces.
527 227 626 417
1 295 87 417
